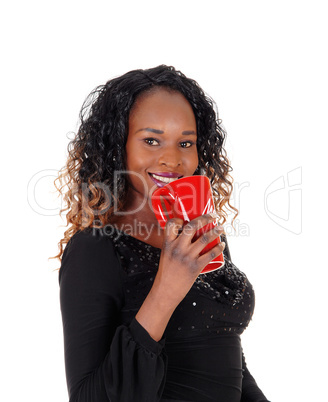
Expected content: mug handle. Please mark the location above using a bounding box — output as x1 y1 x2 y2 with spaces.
151 187 175 229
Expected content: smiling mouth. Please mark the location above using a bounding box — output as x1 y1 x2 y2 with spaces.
148 173 183 185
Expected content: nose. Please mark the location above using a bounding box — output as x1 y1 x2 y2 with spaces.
158 146 182 168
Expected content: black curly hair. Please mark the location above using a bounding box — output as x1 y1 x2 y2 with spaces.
50 65 238 268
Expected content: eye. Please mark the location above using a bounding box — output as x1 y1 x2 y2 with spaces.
180 141 194 148
144 138 160 146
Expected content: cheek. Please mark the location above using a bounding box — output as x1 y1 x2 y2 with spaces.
125 141 138 169
126 148 146 171
191 150 199 171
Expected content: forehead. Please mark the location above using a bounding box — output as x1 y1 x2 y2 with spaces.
129 88 196 126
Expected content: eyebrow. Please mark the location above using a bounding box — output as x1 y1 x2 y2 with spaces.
136 127 196 135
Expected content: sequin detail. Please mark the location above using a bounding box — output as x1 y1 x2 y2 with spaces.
194 259 248 306
99 225 255 336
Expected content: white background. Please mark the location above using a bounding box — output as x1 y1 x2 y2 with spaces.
1 1 327 401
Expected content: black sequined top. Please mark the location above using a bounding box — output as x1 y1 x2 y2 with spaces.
59 226 269 402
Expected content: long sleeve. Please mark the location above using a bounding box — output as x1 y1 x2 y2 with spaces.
59 229 168 402
241 352 270 402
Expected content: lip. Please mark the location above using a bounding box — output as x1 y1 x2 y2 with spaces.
148 172 183 188
148 171 182 178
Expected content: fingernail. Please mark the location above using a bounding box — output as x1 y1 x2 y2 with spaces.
209 212 219 219
221 242 226 248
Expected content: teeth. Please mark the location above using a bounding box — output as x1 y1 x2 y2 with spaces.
150 173 180 184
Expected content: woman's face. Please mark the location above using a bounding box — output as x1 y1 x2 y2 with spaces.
125 88 199 205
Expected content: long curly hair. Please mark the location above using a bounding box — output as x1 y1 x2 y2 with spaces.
49 65 238 270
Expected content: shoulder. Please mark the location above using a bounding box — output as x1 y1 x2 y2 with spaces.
62 227 117 264
59 227 120 284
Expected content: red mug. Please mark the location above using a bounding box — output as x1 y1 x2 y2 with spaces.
151 175 225 274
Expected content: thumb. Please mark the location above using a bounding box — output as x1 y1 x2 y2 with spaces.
164 218 184 242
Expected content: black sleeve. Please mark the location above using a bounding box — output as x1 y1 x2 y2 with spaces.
241 353 270 402
59 229 168 402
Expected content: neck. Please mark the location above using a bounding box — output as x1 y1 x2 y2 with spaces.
111 198 164 249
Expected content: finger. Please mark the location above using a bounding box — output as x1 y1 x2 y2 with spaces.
197 242 226 270
191 224 224 256
179 213 219 245
164 218 184 242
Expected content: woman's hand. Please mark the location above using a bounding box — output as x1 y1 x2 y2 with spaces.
135 214 225 341
152 213 225 309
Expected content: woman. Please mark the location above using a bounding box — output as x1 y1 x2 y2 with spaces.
52 65 269 401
